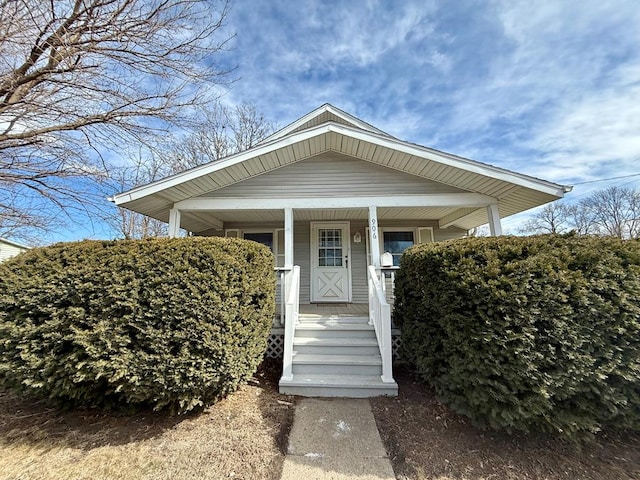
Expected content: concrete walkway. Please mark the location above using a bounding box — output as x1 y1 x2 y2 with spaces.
281 398 396 480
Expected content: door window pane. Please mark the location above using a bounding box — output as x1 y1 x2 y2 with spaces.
318 229 342 266
383 231 414 266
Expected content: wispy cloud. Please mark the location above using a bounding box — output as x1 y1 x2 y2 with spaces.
32 0 640 241
218 0 640 231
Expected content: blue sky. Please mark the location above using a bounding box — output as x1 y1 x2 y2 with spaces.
40 0 640 241
213 0 640 233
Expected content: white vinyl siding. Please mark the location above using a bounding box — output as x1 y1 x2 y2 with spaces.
295 222 311 303
201 153 468 199
433 226 467 241
350 221 369 303
0 241 28 262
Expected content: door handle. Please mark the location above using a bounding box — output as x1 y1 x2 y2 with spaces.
345 255 348 268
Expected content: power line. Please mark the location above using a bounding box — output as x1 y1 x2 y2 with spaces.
572 173 640 186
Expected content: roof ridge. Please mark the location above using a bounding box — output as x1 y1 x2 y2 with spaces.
258 104 392 145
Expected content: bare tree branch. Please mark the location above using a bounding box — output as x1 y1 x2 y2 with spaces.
101 153 169 239
0 0 233 239
102 101 275 239
518 202 570 235
518 186 640 239
164 100 276 173
583 186 640 239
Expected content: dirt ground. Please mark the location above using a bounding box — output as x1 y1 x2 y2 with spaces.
371 367 640 480
3 362 639 480
0 359 294 480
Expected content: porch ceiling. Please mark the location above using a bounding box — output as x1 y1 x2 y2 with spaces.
112 121 570 233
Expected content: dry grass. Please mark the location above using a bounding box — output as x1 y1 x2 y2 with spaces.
0 361 294 480
7 361 638 480
371 368 640 480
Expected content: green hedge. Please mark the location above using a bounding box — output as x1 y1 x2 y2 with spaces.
0 237 275 413
394 234 640 438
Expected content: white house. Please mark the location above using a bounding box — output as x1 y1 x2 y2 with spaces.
111 104 571 397
0 237 30 262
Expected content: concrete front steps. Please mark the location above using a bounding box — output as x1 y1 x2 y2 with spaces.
279 313 398 397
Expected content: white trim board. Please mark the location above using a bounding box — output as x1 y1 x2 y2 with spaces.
175 194 498 211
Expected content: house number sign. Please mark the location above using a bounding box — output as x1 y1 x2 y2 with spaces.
370 218 378 239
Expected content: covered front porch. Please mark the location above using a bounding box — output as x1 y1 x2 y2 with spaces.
167 198 504 397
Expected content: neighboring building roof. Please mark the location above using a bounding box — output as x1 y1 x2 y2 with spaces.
0 237 31 262
0 237 30 250
110 104 572 232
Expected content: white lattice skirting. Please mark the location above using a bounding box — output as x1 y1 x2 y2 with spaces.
265 330 403 361
265 333 284 359
391 333 402 362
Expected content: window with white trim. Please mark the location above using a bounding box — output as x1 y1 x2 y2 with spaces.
243 232 274 250
366 226 434 266
383 230 414 266
226 229 285 267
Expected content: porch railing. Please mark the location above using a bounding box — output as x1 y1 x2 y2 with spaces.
368 265 394 383
280 265 300 382
274 267 288 325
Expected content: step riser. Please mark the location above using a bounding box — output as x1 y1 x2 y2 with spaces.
279 385 397 398
293 363 382 375
298 317 370 324
294 345 380 355
294 330 376 339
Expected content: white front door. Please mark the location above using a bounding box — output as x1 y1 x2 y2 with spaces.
310 222 352 302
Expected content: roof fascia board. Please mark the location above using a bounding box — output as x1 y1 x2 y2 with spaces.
323 104 389 136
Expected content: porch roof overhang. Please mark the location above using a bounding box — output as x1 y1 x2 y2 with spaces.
110 121 571 233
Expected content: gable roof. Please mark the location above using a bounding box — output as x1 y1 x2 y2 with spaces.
111 104 571 232
259 103 392 144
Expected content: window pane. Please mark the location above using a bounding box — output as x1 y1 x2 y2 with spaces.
276 229 285 267
318 228 343 267
244 232 274 250
383 231 414 266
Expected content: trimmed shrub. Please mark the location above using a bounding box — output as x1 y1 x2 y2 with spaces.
0 237 275 413
394 234 640 438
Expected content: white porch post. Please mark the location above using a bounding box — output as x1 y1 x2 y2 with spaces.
281 207 296 382
487 204 503 236
284 207 294 268
283 206 294 324
168 208 181 238
368 206 381 267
